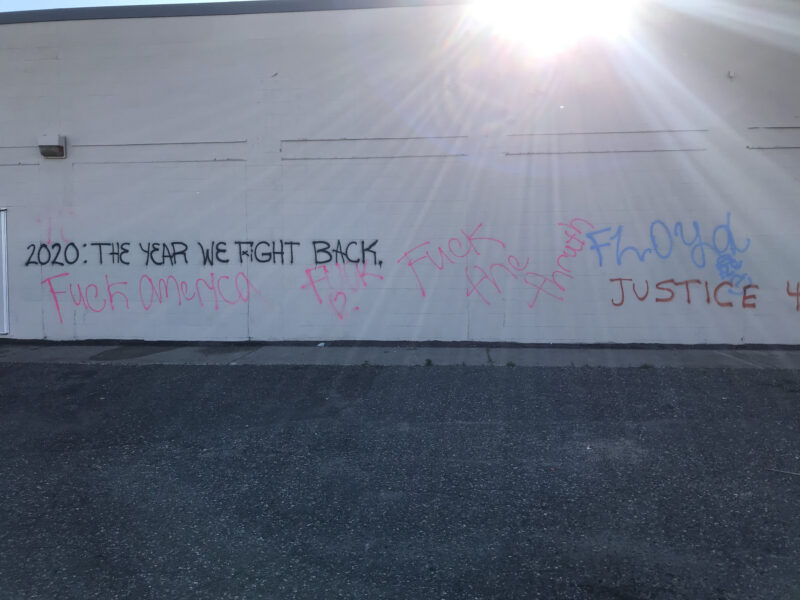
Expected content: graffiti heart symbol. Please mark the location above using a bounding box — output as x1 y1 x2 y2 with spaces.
329 291 347 320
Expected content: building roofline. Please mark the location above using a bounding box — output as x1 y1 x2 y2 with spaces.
0 0 466 25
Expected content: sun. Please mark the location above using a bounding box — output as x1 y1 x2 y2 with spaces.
467 0 642 57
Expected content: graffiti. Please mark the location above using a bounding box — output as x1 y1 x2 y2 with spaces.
609 278 759 308
464 253 530 306
90 242 130 265
138 242 187 266
715 253 752 296
41 272 128 323
399 220 594 309
301 262 384 320
312 240 381 266
788 282 800 311
25 243 81 267
196 241 229 266
586 213 750 270
23 239 350 267
139 272 259 311
234 241 300 264
24 217 800 335
34 209 74 245
40 271 261 323
523 217 595 308
397 223 506 298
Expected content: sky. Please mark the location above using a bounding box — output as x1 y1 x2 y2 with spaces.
0 0 259 12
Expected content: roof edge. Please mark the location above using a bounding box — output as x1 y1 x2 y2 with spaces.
0 0 466 25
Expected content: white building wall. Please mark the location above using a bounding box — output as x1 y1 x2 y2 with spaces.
2 2 800 343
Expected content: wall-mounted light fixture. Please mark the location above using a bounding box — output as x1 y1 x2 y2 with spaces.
38 134 67 159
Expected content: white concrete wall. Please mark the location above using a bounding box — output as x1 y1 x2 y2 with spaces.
2 1 800 343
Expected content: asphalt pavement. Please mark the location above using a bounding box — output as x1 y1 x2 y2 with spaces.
0 342 799 599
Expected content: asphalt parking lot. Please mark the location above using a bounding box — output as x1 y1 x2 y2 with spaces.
1 344 799 599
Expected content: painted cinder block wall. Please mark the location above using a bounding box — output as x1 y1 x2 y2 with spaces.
2 0 800 343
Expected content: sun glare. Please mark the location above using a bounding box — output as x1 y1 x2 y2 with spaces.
467 0 642 56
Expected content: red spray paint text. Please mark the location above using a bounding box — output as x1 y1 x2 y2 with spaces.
301 262 384 320
398 219 594 308
609 277 759 308
41 271 261 323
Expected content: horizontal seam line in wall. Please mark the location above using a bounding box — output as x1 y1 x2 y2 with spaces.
504 148 707 156
746 146 800 150
280 136 468 142
281 154 468 160
72 140 248 147
0 146 37 149
507 129 708 137
747 126 800 130
71 159 246 164
0 163 38 167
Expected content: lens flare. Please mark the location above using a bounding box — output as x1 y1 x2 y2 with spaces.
467 0 642 56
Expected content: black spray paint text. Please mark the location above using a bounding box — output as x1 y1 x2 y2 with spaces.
25 239 380 268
